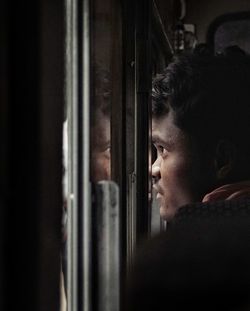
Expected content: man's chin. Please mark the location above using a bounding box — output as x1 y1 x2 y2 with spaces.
159 205 176 221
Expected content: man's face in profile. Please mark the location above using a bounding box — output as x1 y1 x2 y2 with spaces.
152 110 207 220
91 109 111 182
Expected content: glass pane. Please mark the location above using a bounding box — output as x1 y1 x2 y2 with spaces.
63 0 123 310
90 18 111 183
90 65 111 182
91 0 122 183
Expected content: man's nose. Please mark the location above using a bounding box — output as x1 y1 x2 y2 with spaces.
151 158 161 183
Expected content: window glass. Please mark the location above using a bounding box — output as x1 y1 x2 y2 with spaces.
90 0 122 183
90 1 112 183
64 0 123 310
90 65 111 182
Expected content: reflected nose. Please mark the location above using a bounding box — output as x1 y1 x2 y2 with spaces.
151 158 161 184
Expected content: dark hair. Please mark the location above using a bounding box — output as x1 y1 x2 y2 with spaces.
152 45 250 157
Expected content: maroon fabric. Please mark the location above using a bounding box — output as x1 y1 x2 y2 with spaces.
202 181 250 202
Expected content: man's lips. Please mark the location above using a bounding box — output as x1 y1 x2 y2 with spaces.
156 192 163 199
153 184 163 196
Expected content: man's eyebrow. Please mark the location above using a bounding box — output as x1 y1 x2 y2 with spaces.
152 133 162 142
152 135 174 148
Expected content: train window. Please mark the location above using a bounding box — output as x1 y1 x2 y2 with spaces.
64 0 126 308
64 1 171 310
207 12 250 53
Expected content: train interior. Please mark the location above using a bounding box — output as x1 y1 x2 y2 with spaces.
1 0 250 310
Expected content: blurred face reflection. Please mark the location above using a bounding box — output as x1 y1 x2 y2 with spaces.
91 109 111 182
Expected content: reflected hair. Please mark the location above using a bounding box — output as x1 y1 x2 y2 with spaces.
93 63 111 117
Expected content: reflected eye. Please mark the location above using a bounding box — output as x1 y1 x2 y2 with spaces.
101 142 111 154
103 146 111 158
106 146 111 153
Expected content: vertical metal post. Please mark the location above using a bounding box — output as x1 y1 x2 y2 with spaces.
135 0 152 244
122 0 137 267
81 0 92 310
66 0 91 310
66 0 79 310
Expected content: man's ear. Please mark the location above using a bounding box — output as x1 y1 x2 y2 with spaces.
214 140 235 180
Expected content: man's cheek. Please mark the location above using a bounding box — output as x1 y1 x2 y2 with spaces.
96 156 110 179
102 158 111 179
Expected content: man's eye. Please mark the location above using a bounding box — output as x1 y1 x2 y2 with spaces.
157 145 167 156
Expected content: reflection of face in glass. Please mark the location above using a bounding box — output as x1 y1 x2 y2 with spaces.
91 66 111 182
91 109 111 182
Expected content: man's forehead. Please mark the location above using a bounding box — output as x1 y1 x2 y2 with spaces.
152 113 174 135
152 120 174 146
152 114 186 146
